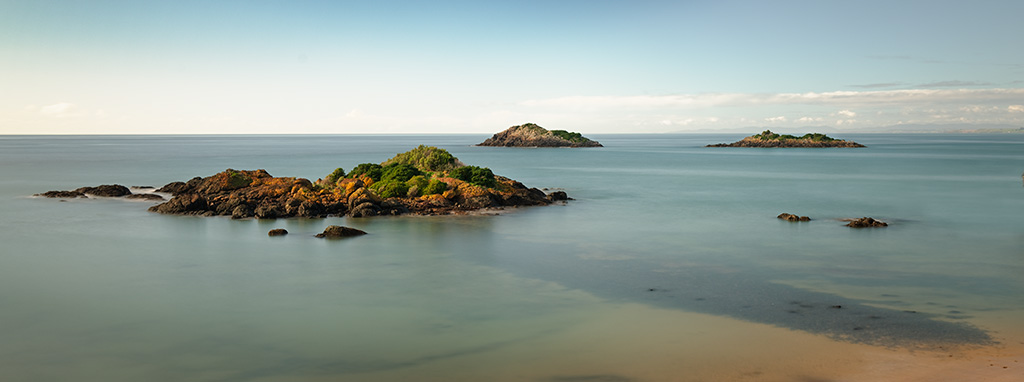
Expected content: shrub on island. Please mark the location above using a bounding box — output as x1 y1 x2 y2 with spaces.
348 163 383 181
450 166 496 188
369 180 409 198
381 163 423 183
423 179 448 195
382 145 460 171
325 167 346 184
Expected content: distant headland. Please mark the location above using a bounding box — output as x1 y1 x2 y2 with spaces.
707 130 865 148
37 145 569 218
478 123 602 147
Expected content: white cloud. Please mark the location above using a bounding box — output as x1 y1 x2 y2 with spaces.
521 88 1024 110
40 102 77 117
1009 105 1024 113
836 109 856 117
797 117 823 123
765 116 787 122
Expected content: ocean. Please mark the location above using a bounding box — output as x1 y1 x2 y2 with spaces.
1 134 1022 381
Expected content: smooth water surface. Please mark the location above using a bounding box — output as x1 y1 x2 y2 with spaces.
1 134 1022 381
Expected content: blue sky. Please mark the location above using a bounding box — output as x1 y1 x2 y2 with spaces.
1 0 1022 134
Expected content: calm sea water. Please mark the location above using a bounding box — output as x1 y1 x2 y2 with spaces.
1 134 1022 381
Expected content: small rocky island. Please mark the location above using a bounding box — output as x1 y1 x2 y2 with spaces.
38 146 568 219
707 130 864 148
478 123 602 147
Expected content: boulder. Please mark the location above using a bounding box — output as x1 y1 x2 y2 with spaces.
350 202 381 217
231 205 253 219
75 184 132 197
315 225 367 238
254 205 282 219
547 191 570 201
845 217 888 228
778 213 810 222
268 228 289 236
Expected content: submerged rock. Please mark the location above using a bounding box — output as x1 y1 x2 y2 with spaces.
845 217 888 228
778 213 811 221
315 225 366 238
35 190 86 198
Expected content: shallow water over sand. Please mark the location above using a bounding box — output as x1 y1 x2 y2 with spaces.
1 134 1022 381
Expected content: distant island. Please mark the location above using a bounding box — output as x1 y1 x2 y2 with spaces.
37 146 568 218
707 130 865 148
478 123 602 147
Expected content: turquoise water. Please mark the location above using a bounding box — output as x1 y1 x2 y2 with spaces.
1 134 1022 381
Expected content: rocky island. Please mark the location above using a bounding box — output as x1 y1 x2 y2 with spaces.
478 123 602 147
38 146 568 219
707 130 864 148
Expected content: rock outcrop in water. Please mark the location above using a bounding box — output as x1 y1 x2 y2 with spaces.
140 145 565 219
478 123 602 147
707 130 864 148
36 184 161 200
315 225 366 238
778 213 810 221
844 217 888 228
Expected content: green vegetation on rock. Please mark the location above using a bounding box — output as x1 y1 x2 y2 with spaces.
348 163 383 181
381 163 423 183
450 165 496 188
382 145 459 172
753 130 837 142
370 180 409 198
550 130 587 143
225 169 253 189
324 167 346 184
423 179 448 195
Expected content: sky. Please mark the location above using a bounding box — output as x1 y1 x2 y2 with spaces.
1 0 1022 134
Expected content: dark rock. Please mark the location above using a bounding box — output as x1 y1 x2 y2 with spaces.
75 184 132 197
268 228 288 236
379 199 409 216
125 193 165 201
845 217 888 228
254 205 281 219
350 202 381 218
148 194 208 214
778 213 811 222
35 190 86 198
315 225 367 238
547 191 570 201
155 178 200 195
527 187 547 200
460 194 497 209
297 200 325 218
231 205 253 219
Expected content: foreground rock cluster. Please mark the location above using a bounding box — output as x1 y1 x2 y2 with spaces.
38 146 568 219
708 130 864 148
478 123 602 147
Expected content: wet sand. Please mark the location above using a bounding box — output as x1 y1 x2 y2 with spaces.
320 303 1023 382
